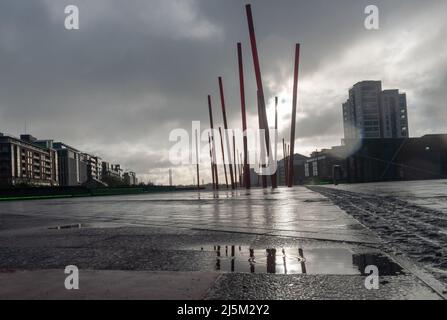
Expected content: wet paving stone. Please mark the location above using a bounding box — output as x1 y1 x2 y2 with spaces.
0 186 444 299
310 184 447 289
186 245 404 275
205 274 441 300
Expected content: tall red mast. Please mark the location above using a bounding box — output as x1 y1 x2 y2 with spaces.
218 77 236 189
208 95 219 189
237 42 251 189
245 4 274 189
288 44 301 187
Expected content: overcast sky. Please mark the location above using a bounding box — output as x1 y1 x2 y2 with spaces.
0 0 446 185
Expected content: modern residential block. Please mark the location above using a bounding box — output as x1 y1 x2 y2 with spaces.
342 81 409 140
0 134 59 187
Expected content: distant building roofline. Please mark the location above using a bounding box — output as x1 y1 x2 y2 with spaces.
52 142 81 153
352 80 382 87
0 133 53 152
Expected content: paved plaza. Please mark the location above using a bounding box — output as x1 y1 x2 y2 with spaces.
0 186 444 299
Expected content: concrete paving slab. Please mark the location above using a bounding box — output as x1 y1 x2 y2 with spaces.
205 274 441 300
311 185 447 292
0 187 382 245
0 270 219 300
0 186 442 300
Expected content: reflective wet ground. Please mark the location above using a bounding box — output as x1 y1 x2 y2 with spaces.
0 187 379 243
312 182 447 294
0 185 443 299
326 179 447 213
190 245 404 275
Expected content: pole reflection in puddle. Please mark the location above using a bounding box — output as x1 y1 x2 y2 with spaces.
299 248 307 274
206 245 398 275
249 248 255 273
216 246 221 271
282 248 288 274
211 246 308 274
266 249 276 274
231 245 235 272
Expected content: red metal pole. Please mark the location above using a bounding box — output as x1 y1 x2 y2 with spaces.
208 133 215 189
246 4 273 189
271 96 278 189
218 77 235 189
239 152 244 187
235 148 240 188
195 129 200 190
219 127 229 188
288 143 292 185
287 145 290 186
237 42 251 190
236 149 240 188
288 43 301 187
208 95 219 190
233 132 237 188
282 138 287 186
257 91 268 188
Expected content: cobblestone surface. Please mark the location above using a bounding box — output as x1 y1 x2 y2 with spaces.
309 186 447 286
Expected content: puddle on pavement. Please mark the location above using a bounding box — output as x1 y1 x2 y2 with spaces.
192 246 405 275
48 223 83 230
47 222 135 230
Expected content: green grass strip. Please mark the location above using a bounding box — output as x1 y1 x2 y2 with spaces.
0 194 73 201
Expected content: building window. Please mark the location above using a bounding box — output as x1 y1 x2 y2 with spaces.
312 161 318 177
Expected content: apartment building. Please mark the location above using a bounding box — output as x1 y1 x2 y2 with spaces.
342 81 409 140
123 171 138 186
53 142 85 186
0 134 59 187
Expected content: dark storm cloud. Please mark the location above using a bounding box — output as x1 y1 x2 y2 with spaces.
0 0 446 184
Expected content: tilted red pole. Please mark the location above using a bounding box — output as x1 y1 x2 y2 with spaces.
282 139 289 186
245 4 274 189
271 96 278 188
218 77 235 189
239 152 244 187
219 127 229 188
195 129 200 190
208 95 219 189
208 133 215 189
287 152 290 186
236 150 241 188
288 44 301 187
257 91 267 188
287 143 291 185
237 42 251 190
239 159 243 186
232 132 238 188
